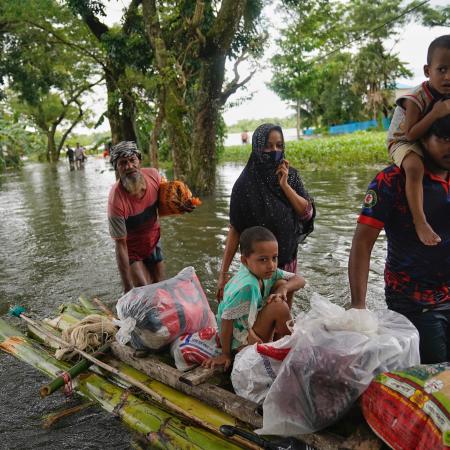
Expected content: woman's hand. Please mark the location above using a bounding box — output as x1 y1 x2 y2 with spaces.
202 353 232 371
216 272 231 302
276 160 289 189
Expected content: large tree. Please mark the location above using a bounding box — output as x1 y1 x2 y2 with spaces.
141 0 265 193
270 0 446 129
0 0 103 161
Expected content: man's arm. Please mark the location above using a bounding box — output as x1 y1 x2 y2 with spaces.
115 239 133 293
348 223 381 309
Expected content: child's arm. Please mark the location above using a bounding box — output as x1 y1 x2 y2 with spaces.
267 275 305 303
405 98 450 141
201 319 233 370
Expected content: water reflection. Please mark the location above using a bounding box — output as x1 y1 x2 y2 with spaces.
0 158 387 448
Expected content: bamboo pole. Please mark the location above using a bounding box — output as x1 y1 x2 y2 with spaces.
78 296 103 316
0 319 243 450
18 313 256 449
40 343 110 398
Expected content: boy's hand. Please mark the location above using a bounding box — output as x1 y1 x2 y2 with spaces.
267 290 288 303
432 99 450 118
202 354 232 371
247 327 263 345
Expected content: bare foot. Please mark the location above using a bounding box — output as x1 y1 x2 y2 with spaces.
415 221 441 246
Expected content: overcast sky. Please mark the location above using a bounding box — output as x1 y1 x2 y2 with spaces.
88 0 449 131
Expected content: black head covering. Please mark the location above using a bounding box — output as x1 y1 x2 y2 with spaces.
230 123 315 266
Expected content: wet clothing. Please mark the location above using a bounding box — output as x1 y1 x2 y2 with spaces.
66 148 74 162
230 123 315 267
129 240 163 267
108 168 161 261
358 165 450 313
387 81 443 156
217 264 294 350
75 146 84 161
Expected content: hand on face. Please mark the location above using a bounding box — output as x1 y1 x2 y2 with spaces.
276 159 289 187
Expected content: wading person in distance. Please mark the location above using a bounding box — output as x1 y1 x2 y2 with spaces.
108 141 164 293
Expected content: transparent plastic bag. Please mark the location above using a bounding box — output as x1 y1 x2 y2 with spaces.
115 267 216 350
231 337 292 404
257 293 420 436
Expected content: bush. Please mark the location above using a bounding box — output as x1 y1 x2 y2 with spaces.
221 131 389 169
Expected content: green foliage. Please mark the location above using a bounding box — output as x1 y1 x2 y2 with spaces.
271 0 440 127
0 0 102 161
0 112 46 169
226 116 298 133
221 131 389 169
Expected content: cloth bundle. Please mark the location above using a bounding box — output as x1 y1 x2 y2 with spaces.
115 267 216 351
158 180 201 217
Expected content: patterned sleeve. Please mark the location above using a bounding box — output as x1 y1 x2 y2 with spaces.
358 168 398 229
220 283 260 320
275 268 296 280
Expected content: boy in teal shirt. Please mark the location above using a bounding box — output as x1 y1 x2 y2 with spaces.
204 226 305 370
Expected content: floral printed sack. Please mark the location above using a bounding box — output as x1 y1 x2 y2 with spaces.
362 363 450 450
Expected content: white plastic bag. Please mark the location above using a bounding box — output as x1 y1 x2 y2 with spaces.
115 267 216 350
257 293 420 436
231 336 291 404
170 327 221 371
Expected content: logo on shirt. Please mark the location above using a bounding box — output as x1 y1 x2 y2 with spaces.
363 190 377 208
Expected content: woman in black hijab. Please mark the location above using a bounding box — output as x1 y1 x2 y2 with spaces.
217 123 315 304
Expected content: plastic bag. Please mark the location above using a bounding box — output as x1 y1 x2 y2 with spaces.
115 267 216 350
170 327 221 371
231 338 291 404
257 293 420 436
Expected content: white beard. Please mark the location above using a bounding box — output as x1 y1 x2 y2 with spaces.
121 171 145 195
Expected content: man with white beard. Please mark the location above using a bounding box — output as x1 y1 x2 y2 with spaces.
108 141 164 293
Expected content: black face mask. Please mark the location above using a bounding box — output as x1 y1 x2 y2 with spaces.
262 151 284 163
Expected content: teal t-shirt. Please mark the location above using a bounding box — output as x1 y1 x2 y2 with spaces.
217 264 293 350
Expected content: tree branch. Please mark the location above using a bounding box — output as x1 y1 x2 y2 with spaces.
220 55 255 104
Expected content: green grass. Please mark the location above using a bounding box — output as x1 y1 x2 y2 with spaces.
220 130 390 169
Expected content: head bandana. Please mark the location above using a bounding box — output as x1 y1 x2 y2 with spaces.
110 141 142 170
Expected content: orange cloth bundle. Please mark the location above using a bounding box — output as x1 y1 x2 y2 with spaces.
158 180 201 217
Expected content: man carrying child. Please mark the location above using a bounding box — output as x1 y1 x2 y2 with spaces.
349 113 450 364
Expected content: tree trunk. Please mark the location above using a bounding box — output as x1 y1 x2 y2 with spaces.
47 130 58 163
189 56 226 194
121 90 137 142
105 76 122 145
296 99 301 140
163 87 191 181
149 103 164 169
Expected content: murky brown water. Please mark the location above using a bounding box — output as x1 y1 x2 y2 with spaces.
0 158 387 449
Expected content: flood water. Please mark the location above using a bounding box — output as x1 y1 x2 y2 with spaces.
0 157 387 449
